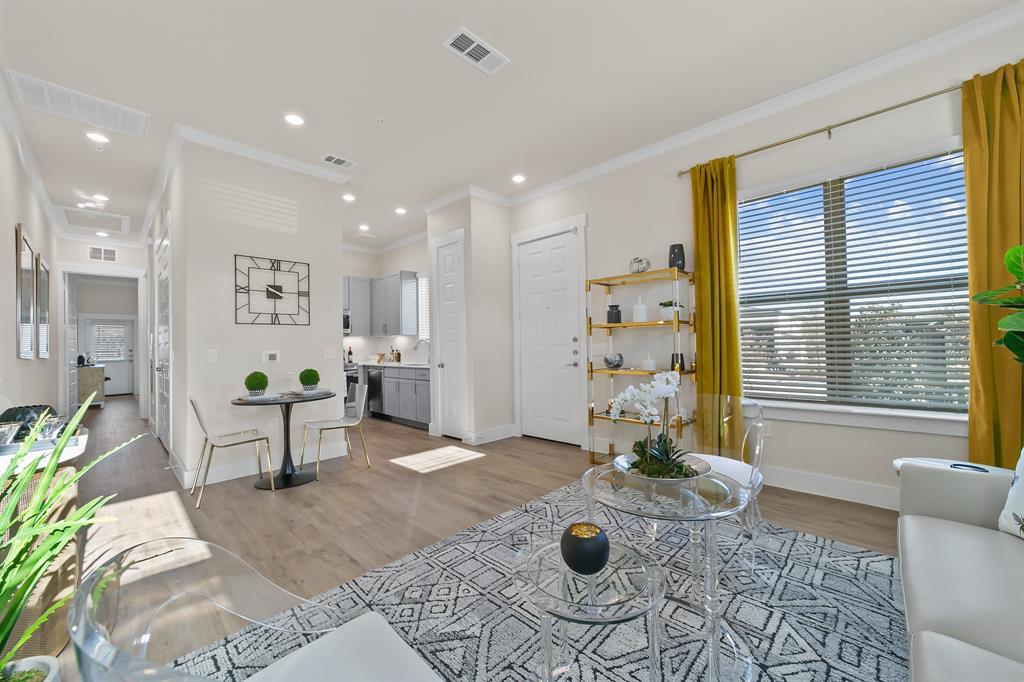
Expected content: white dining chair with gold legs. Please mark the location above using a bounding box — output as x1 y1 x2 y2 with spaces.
299 384 370 480
189 398 274 509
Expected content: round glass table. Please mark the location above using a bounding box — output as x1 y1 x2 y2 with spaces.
583 464 753 682
514 540 664 681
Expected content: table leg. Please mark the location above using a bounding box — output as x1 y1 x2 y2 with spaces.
540 610 554 682
647 568 663 682
704 519 722 682
255 402 317 490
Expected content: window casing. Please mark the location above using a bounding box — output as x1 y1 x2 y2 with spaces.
737 151 968 412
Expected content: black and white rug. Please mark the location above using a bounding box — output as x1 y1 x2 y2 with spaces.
176 483 908 681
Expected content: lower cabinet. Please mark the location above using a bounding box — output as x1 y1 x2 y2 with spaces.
398 378 418 421
382 377 401 417
414 381 430 424
382 368 430 425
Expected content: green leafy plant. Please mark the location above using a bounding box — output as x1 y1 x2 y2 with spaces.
609 372 697 479
972 245 1024 363
658 299 678 308
0 395 140 670
244 371 269 392
298 368 320 387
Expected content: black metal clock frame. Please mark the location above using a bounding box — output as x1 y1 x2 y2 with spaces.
234 253 310 326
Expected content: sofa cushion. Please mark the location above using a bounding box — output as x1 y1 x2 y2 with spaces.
997 448 1024 540
899 515 1024 664
912 630 1024 682
247 611 440 682
0 404 57 442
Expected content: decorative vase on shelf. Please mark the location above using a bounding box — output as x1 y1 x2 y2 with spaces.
560 522 610 575
629 257 650 274
659 303 685 321
606 304 621 324
632 298 648 323
603 353 624 369
669 243 685 271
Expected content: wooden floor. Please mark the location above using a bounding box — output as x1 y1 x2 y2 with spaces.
76 395 898 600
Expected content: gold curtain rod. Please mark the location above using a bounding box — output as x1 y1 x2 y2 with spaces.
676 83 963 178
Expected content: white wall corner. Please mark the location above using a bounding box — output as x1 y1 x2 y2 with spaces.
760 464 899 510
462 423 518 446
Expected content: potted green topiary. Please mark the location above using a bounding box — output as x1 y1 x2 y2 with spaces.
299 368 320 392
244 371 269 397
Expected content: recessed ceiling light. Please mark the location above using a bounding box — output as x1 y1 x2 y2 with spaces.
395 207 407 215
358 224 370 232
86 131 109 144
76 202 87 208
342 193 356 202
92 194 109 202
512 174 526 183
284 113 305 126
96 232 109 237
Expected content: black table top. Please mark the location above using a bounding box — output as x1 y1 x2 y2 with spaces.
231 391 336 406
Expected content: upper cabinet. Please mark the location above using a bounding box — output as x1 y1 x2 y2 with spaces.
369 271 418 337
345 276 371 337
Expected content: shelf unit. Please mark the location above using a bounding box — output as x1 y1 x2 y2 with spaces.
585 267 696 464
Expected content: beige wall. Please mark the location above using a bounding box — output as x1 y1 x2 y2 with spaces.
58 239 146 272
76 277 138 315
0 115 59 411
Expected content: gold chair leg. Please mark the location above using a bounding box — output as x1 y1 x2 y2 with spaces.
196 445 216 509
191 438 209 495
299 425 308 471
316 430 324 481
263 438 275 492
256 441 264 479
343 428 353 459
358 423 370 468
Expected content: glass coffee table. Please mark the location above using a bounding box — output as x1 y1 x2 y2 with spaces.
514 540 664 681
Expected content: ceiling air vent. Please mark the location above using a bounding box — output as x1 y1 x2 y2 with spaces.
88 247 117 263
445 27 510 75
323 155 357 169
6 70 150 139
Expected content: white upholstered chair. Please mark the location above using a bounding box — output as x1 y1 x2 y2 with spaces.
189 398 274 508
299 384 370 479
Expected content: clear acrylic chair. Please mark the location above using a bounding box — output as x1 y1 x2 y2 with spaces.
299 384 370 479
189 398 274 508
67 537 441 681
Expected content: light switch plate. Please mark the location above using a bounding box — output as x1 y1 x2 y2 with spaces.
263 350 281 364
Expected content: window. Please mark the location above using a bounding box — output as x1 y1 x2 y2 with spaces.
417 274 430 341
737 151 968 412
89 321 129 361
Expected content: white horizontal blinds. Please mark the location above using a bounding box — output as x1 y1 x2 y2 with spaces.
417 275 430 341
90 322 128 361
738 151 968 412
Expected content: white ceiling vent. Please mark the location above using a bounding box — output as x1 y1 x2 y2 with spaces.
323 155 357 169
88 246 117 263
57 206 131 235
6 70 150 139
445 28 510 75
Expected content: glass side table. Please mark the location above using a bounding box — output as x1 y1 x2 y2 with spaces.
514 540 664 682
583 464 753 682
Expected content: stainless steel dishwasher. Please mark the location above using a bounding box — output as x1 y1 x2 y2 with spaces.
367 366 384 416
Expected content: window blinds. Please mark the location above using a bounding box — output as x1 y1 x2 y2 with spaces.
90 322 129 362
417 275 431 341
737 151 968 412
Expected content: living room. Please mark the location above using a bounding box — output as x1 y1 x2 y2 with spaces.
0 2 1021 681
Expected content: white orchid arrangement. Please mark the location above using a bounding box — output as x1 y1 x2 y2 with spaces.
608 371 696 478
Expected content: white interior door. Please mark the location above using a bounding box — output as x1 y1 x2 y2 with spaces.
155 224 172 450
517 229 582 444
64 274 79 415
84 318 134 395
434 232 467 439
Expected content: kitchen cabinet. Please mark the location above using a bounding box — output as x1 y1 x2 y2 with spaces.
370 271 418 336
380 366 430 426
415 380 431 424
382 377 401 417
398 378 418 421
344 276 371 336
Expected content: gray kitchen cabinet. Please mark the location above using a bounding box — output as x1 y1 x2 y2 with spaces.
345 276 371 336
370 271 418 336
415 380 431 424
382 377 401 417
371 277 387 336
398 378 418 421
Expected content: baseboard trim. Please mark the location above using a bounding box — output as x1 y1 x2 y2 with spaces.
462 424 518 446
174 440 349 490
760 464 898 510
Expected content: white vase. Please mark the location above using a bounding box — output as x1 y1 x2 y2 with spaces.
3 655 60 682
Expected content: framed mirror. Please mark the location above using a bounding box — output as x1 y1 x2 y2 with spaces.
36 254 49 358
15 224 34 359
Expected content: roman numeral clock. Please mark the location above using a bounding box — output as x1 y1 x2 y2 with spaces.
235 254 310 325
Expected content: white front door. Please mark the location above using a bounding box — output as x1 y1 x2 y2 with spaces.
85 318 134 395
434 232 467 439
155 222 172 450
517 229 582 444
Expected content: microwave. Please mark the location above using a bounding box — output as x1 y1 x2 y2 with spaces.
342 311 351 335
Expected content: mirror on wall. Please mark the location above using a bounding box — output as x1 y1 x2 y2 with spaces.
15 224 35 359
36 254 49 359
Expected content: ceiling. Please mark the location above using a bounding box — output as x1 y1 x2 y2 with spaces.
0 1 1012 247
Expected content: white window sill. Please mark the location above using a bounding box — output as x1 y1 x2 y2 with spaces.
757 400 967 437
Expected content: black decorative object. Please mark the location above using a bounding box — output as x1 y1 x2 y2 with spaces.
670 353 686 372
606 304 621 324
669 243 685 271
560 522 610 575
77 355 86 367
234 254 311 326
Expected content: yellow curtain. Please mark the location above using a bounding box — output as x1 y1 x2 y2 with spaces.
691 156 743 454
964 60 1024 470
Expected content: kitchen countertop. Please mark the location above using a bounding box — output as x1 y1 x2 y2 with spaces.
360 361 430 368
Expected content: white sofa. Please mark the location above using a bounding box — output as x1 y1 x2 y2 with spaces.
897 460 1024 682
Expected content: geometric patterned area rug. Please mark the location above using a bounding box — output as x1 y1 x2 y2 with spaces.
175 482 908 681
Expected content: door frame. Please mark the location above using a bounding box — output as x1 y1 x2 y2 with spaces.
79 313 137 395
429 228 468 439
511 213 588 447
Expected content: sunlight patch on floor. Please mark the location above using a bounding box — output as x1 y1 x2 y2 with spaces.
389 446 485 473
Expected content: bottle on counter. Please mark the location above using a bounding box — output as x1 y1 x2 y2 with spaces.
347 346 354 362
394 348 402 363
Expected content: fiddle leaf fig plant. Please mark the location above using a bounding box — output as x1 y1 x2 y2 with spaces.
972 245 1024 364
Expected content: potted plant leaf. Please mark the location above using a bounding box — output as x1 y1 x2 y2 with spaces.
298 368 320 392
972 245 1024 363
244 371 269 398
608 371 703 479
1 395 139 682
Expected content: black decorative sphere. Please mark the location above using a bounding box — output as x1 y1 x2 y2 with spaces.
560 522 610 575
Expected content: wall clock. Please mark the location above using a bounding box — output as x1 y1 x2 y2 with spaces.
234 254 310 325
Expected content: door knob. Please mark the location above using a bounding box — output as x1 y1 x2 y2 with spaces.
564 361 579 367
438 362 445 368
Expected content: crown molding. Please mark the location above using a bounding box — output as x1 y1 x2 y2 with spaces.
343 230 427 255
512 2 1024 207
420 184 515 214
139 124 184 244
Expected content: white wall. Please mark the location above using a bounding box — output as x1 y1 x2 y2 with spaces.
58 239 146 273
0 110 59 411
506 25 1023 507
76 277 138 315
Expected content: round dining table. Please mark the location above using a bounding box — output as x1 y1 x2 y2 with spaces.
230 391 336 490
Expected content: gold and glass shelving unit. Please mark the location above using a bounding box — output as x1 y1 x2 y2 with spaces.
585 267 696 464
